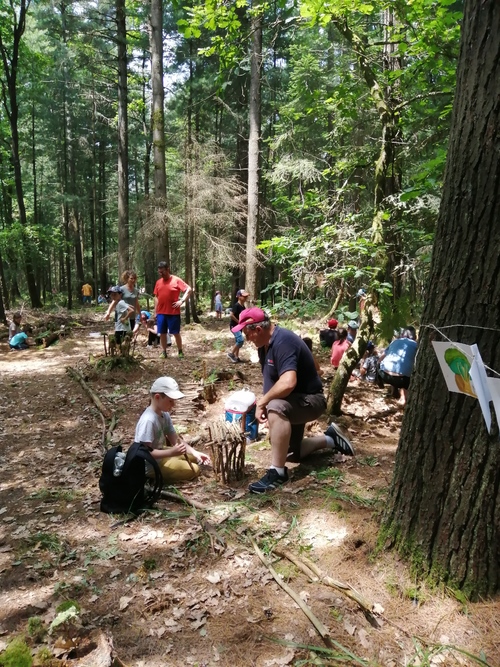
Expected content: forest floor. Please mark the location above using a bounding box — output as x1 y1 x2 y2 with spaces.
0 308 499 667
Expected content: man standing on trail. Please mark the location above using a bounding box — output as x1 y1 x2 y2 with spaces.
81 282 93 304
232 307 355 493
154 262 192 359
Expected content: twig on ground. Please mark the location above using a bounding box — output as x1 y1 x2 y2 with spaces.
160 489 210 511
250 535 334 650
274 547 381 627
66 366 111 419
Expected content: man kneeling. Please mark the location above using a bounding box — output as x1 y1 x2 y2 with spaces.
135 376 210 482
232 308 355 494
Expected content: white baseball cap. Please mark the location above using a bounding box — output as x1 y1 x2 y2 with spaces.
150 376 185 399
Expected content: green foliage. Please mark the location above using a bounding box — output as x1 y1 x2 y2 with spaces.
55 600 81 614
34 647 52 665
376 295 417 343
27 616 45 642
49 604 80 634
0 638 32 667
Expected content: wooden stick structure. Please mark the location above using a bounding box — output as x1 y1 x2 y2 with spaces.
206 420 246 484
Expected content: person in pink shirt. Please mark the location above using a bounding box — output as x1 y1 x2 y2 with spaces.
330 328 350 369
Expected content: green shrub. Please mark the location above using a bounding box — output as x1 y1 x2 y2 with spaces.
0 637 33 667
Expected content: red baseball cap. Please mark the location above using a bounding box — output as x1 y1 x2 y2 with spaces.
232 307 268 332
328 318 338 328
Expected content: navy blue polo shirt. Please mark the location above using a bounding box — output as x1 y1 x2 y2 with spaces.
258 326 323 395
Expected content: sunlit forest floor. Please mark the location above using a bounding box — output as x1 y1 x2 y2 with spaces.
0 309 498 666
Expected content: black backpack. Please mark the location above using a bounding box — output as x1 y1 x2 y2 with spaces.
99 442 163 514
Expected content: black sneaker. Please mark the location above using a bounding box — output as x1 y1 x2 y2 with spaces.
325 423 355 456
249 468 289 494
227 352 237 363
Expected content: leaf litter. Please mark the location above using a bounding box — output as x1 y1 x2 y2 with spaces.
0 312 498 666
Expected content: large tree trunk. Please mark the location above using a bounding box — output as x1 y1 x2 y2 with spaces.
0 0 41 307
150 0 169 265
245 7 262 302
116 0 129 276
382 0 500 598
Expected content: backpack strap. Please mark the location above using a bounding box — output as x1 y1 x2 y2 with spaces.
136 444 163 503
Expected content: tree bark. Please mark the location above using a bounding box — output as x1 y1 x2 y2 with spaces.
116 0 129 276
150 0 169 265
245 7 262 302
0 0 41 307
382 0 500 598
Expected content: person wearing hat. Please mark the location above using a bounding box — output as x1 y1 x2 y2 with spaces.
233 308 354 493
227 289 249 363
347 320 359 344
154 261 192 359
356 288 367 319
319 318 339 348
134 376 211 482
105 286 135 345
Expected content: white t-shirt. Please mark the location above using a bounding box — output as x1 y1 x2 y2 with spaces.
8 322 19 341
134 406 175 448
114 299 131 332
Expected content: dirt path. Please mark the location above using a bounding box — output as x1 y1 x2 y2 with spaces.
0 314 498 666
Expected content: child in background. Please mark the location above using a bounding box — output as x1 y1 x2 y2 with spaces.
352 341 378 382
146 315 161 348
319 318 339 348
135 376 211 482
8 312 34 350
8 312 22 342
215 291 223 319
302 337 324 377
331 328 350 369
106 286 134 345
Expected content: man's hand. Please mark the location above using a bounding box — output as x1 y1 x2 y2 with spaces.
256 399 268 424
195 452 211 465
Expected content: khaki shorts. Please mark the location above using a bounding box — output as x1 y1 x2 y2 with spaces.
267 393 326 459
148 455 200 482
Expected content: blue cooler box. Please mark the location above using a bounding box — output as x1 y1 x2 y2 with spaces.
225 404 258 442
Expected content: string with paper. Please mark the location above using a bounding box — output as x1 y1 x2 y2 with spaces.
429 324 500 433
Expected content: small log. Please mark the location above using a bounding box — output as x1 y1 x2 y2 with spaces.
42 331 61 348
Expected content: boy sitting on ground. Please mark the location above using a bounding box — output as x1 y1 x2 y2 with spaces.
352 341 378 382
8 312 34 350
135 376 211 482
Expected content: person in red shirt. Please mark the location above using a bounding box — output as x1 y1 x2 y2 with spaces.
154 262 192 358
330 328 350 369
